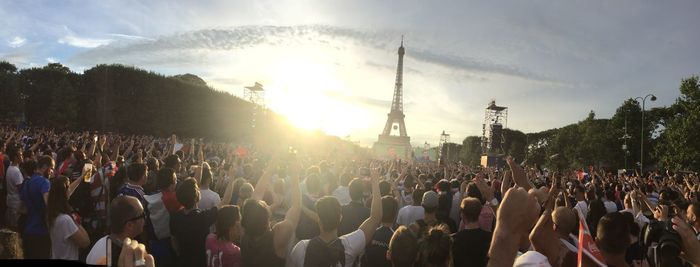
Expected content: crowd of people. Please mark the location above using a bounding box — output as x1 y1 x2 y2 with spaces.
1 125 700 267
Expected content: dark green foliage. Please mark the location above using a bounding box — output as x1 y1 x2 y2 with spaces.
0 62 276 142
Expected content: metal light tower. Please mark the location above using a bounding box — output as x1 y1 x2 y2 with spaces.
439 130 450 163
634 94 656 174
244 82 266 129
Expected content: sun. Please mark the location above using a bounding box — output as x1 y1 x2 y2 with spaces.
263 55 368 137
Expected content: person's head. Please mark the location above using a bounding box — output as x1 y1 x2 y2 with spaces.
216 205 242 242
552 207 577 237
201 165 213 187
241 199 270 237
422 191 439 214
0 229 23 259
35 155 55 178
688 202 700 229
231 178 246 195
110 196 145 237
46 175 71 228
596 212 631 256
176 178 200 209
586 199 607 235
156 167 177 192
316 196 342 232
460 197 482 224
585 188 597 202
381 196 399 224
146 157 159 172
379 181 392 197
6 145 23 164
348 178 364 202
339 172 352 187
127 163 148 185
412 189 424 207
306 174 321 196
404 175 416 193
164 154 181 171
387 226 418 267
466 182 484 204
416 224 452 267
238 183 254 203
575 185 586 201
604 190 615 201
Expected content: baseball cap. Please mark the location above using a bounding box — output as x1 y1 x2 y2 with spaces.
514 251 551 267
421 191 439 208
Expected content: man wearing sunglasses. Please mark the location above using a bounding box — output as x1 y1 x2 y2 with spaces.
86 196 147 266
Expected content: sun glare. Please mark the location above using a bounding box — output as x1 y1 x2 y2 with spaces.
264 53 368 137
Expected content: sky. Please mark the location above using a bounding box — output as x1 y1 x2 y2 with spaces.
1 1 699 147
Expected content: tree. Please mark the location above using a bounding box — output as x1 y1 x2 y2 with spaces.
655 76 700 170
460 136 482 167
0 61 21 121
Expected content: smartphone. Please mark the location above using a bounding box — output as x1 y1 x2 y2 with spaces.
82 163 93 183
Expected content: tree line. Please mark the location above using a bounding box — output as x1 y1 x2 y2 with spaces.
0 61 368 158
450 76 700 171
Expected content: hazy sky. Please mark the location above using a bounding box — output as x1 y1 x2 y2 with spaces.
2 1 699 146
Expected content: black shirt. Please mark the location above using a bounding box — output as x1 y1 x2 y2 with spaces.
360 225 394 267
452 228 492 267
170 207 218 267
240 231 285 267
296 194 320 240
338 201 370 236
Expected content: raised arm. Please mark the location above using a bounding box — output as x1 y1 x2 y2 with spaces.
359 164 383 246
506 156 532 191
501 171 513 196
251 160 276 201
488 187 539 267
272 160 302 258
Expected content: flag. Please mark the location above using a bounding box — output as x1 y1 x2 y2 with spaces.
576 209 607 267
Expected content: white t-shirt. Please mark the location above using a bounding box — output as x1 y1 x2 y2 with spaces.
86 235 110 265
288 229 366 267
5 165 23 210
198 188 221 210
603 200 618 213
50 214 80 260
332 186 352 206
396 205 425 226
574 201 589 219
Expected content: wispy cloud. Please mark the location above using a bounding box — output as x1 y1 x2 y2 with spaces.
58 26 113 48
107 33 155 41
8 36 26 48
409 49 555 83
58 35 113 48
69 25 549 82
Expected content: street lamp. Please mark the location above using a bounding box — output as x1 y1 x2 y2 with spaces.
634 94 657 174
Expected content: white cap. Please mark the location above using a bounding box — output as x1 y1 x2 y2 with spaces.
514 251 552 267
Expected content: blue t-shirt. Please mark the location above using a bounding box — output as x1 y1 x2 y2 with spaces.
21 173 51 235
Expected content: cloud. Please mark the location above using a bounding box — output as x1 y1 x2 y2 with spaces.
58 34 113 48
68 25 547 83
107 33 155 41
8 36 26 48
46 57 58 63
408 49 555 83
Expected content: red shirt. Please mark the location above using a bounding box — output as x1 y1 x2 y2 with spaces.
162 191 183 213
205 233 241 267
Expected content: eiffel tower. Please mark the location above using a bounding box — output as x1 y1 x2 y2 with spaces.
374 38 412 160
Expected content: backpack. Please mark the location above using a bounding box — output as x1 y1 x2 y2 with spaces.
304 237 346 267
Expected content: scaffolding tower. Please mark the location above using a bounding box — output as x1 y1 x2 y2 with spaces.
244 82 265 129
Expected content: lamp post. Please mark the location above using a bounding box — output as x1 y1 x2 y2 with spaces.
634 94 657 175
621 111 631 170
